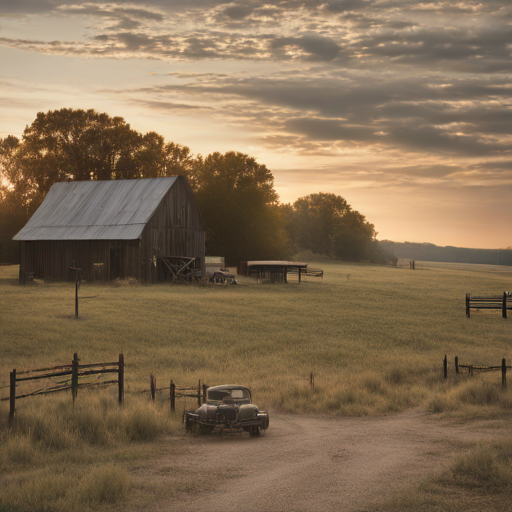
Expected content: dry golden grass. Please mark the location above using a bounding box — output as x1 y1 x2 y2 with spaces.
1 260 511 415
378 439 512 512
0 391 183 512
1 260 512 511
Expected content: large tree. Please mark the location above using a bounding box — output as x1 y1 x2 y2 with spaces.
1 109 193 201
0 109 289 265
1 108 389 267
284 192 389 263
189 151 290 263
0 109 193 262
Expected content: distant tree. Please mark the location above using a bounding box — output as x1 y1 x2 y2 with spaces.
189 151 290 263
284 192 389 263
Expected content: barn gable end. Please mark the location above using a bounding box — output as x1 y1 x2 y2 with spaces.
13 176 205 283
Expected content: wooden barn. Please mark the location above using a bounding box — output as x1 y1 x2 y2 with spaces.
13 176 205 284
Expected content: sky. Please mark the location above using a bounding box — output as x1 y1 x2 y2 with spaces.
0 0 511 249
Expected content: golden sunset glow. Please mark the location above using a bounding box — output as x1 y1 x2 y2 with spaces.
1 0 511 248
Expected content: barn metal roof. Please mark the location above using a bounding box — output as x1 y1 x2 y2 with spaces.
13 177 178 241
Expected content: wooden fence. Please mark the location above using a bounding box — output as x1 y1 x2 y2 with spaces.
3 353 124 421
443 355 510 387
466 292 511 318
148 375 206 411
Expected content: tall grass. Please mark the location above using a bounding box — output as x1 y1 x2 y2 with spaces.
1 260 512 510
1 260 512 414
378 439 512 512
0 392 181 511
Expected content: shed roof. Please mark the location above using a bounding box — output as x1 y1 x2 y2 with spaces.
247 261 308 268
13 177 178 241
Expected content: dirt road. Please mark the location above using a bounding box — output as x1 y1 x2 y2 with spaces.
134 410 508 512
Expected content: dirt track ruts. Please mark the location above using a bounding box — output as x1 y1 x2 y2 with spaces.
134 410 508 512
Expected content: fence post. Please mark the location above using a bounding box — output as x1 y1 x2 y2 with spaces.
150 375 156 401
203 383 208 404
466 294 471 318
502 358 507 388
198 380 201 408
310 372 315 388
9 369 16 423
170 380 175 412
455 356 459 375
503 292 507 319
72 353 79 404
443 355 447 380
118 353 124 405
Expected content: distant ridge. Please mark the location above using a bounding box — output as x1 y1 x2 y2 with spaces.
378 240 512 266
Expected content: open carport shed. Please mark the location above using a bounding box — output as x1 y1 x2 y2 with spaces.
13 176 205 284
242 261 309 283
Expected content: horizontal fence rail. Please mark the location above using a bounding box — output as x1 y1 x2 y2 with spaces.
147 375 204 411
443 355 510 387
466 292 511 318
4 353 124 421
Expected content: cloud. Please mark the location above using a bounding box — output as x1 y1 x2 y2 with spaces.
270 34 342 61
222 4 253 20
2 1 512 166
1 0 511 75
121 69 512 159
385 125 505 156
285 117 374 141
58 4 165 30
133 99 210 111
0 0 55 15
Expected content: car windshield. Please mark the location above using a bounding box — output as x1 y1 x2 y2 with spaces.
208 388 250 402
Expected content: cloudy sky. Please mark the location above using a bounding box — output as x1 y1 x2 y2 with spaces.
1 0 511 249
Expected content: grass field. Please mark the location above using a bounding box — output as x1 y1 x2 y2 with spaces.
1 260 511 510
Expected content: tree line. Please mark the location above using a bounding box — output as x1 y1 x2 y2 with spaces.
0 108 393 266
378 240 512 266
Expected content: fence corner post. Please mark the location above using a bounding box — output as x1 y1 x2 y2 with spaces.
170 380 175 412
72 353 79 405
502 358 507 388
466 293 470 318
455 356 459 375
150 375 156 401
9 369 16 423
118 353 124 405
503 292 507 319
443 355 448 380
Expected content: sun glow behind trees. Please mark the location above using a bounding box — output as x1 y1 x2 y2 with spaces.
0 108 387 265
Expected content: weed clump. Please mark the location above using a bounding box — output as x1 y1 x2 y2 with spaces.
0 393 180 511
1 464 131 512
427 378 512 415
452 442 512 490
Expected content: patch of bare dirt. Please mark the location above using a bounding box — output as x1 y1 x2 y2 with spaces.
130 410 510 512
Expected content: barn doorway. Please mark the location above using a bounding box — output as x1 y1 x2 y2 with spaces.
110 248 121 280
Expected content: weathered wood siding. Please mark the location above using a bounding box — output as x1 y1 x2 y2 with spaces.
140 176 205 283
18 176 205 283
19 240 139 282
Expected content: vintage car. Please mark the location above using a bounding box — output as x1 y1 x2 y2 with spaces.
184 385 269 436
